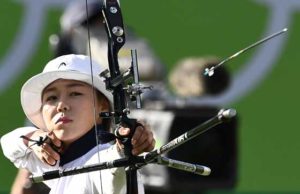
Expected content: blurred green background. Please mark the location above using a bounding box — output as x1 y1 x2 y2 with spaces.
0 0 300 193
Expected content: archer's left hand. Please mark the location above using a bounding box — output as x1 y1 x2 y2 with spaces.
117 122 155 155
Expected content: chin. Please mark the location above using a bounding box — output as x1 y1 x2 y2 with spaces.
53 130 67 140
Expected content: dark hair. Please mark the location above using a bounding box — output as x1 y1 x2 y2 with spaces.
95 89 112 132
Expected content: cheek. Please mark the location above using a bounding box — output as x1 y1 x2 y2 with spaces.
42 104 51 112
42 105 55 123
80 101 95 114
77 101 96 119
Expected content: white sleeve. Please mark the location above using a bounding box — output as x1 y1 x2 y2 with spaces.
0 126 38 168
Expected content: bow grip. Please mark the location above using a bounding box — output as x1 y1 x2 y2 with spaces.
115 117 141 157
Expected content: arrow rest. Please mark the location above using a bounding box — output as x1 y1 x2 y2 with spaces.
99 49 152 115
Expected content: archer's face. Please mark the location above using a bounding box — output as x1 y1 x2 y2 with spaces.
41 79 108 145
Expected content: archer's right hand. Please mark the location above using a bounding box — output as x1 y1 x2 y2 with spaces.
25 130 62 166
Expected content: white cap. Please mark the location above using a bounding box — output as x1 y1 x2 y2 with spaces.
21 54 113 129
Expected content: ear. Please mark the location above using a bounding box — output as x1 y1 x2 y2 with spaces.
98 98 110 113
95 98 109 125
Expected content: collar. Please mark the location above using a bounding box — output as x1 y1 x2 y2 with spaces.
59 125 116 166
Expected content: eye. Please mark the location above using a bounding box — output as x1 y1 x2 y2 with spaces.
70 92 82 96
44 95 57 103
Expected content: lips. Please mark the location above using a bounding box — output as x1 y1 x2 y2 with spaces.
58 117 72 123
54 115 72 124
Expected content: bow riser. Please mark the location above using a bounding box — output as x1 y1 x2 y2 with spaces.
102 1 139 193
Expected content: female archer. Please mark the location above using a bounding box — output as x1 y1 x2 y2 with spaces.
1 54 155 194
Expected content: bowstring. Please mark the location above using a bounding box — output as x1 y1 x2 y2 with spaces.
85 0 104 193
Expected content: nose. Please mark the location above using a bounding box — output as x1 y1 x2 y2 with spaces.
56 100 69 112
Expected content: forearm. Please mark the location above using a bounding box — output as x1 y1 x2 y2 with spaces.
1 126 37 168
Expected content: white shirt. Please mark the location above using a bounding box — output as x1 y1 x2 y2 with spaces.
1 126 144 194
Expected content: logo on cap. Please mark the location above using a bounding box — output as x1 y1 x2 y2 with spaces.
58 62 67 69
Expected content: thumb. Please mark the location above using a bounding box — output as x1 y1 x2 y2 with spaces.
118 127 130 136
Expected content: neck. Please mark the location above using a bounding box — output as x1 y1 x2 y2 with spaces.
59 126 99 166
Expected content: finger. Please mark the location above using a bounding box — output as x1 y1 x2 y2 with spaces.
132 138 156 155
41 143 60 161
39 147 58 166
134 123 153 146
132 129 154 155
47 131 62 148
116 139 124 152
118 127 130 136
133 129 149 148
41 155 57 166
131 125 144 145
